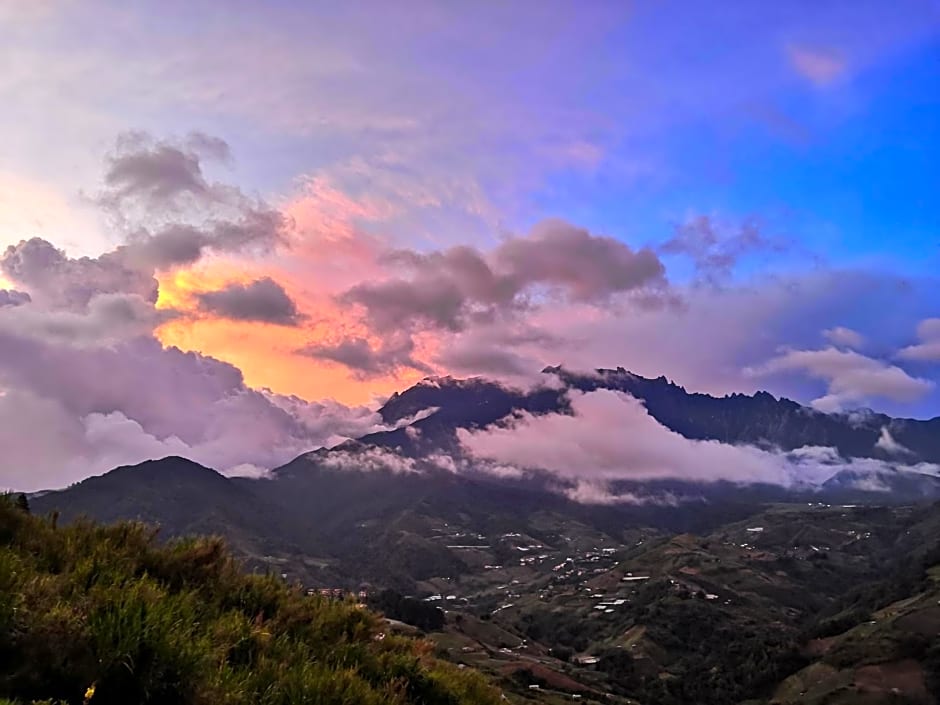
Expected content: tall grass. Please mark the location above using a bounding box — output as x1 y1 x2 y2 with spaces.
0 496 501 705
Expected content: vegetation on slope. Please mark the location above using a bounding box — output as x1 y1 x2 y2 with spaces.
0 496 502 705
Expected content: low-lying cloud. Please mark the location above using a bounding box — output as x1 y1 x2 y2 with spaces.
457 389 939 502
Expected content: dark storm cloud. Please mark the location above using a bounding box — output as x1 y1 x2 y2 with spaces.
197 277 301 326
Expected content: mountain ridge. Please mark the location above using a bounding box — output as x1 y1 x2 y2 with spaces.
365 367 940 468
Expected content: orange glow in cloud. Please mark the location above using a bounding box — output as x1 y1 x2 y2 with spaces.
155 267 426 404
152 182 433 405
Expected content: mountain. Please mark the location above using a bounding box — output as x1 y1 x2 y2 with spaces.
39 457 296 559
369 368 940 466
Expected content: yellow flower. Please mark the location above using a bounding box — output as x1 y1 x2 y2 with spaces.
84 683 96 703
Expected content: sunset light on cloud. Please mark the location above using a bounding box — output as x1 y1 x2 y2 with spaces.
0 0 938 490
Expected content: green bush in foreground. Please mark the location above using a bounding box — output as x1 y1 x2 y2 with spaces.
0 496 502 705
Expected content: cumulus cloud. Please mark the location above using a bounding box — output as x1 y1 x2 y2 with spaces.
197 277 302 325
2 237 158 309
748 346 933 412
0 333 402 491
341 219 666 334
123 209 287 270
1 133 288 315
824 326 865 349
0 292 174 345
898 318 940 362
322 219 667 375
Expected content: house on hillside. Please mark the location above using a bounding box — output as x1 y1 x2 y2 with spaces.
573 654 599 665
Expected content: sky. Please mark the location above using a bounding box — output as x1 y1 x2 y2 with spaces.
1 1 939 491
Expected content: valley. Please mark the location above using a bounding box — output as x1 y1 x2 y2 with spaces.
33 461 940 704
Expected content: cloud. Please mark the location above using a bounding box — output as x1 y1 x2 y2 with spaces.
0 289 30 307
317 446 419 475
342 219 666 334
786 44 847 85
0 332 401 491
748 346 934 412
413 268 936 417
0 137 407 493
93 132 289 271
823 326 865 349
457 389 940 502
197 277 301 326
493 219 667 302
299 335 432 378
1 134 288 311
0 292 173 345
660 215 783 283
317 218 668 376
561 481 681 506
126 207 288 270
898 318 940 361
2 237 158 309
459 389 820 487
100 131 218 210
433 324 556 378
875 427 913 456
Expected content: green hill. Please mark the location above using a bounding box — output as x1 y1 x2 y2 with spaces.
0 495 502 705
